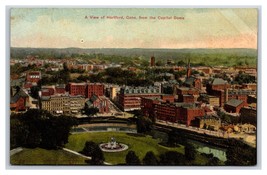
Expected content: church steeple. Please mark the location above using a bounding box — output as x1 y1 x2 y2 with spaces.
186 58 191 78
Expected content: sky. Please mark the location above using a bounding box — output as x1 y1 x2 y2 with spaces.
10 8 258 49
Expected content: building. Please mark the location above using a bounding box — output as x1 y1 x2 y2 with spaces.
26 71 41 83
206 78 230 92
66 82 87 97
141 97 205 126
110 87 117 100
176 87 199 96
87 83 104 98
55 84 66 94
206 78 230 107
10 89 29 112
85 95 110 113
198 94 220 107
191 115 221 131
141 97 162 120
224 99 246 113
41 86 55 96
150 56 155 67
40 94 85 114
184 76 202 90
155 102 205 126
240 107 257 126
117 86 161 111
177 94 195 103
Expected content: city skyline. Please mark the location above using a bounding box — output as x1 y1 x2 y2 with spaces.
11 8 258 49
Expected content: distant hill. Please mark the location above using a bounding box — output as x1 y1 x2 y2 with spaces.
10 47 257 67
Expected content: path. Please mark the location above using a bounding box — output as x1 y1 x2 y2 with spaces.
10 147 23 156
62 148 112 165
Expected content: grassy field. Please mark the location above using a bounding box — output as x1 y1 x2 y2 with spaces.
10 132 219 165
10 147 86 165
65 132 185 165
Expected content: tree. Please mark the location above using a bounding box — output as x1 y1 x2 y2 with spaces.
142 151 158 165
10 118 29 149
30 86 41 99
82 141 105 165
159 151 185 165
184 143 197 161
84 106 99 116
136 115 153 133
125 151 141 165
155 60 164 66
10 109 77 149
206 157 220 166
225 140 256 166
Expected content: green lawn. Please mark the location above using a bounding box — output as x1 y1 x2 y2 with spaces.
10 132 221 165
65 132 184 165
10 147 86 165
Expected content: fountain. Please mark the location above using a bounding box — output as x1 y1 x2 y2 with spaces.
99 137 128 152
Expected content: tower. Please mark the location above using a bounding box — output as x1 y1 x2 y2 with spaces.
150 55 155 67
186 59 191 78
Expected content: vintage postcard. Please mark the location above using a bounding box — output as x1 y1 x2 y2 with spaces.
9 8 257 166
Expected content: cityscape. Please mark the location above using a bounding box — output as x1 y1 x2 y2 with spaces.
10 8 257 166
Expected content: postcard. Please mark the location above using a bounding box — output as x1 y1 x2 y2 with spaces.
9 8 258 166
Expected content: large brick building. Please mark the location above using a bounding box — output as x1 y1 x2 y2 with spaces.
66 82 87 97
224 99 246 113
117 86 161 111
141 97 205 126
66 82 104 98
87 83 104 98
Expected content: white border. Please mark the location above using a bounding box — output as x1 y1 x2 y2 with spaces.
1 1 266 175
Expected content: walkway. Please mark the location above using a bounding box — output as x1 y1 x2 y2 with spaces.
10 147 23 156
62 148 112 165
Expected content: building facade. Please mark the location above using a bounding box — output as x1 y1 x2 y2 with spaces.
87 83 104 98
117 86 161 111
41 94 85 114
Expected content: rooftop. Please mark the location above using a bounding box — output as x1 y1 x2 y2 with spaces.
211 78 227 85
225 99 244 107
10 89 28 103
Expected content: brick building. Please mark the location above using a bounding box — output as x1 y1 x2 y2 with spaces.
66 82 104 98
198 94 220 107
87 83 104 98
66 82 87 97
85 95 110 113
117 86 161 111
224 99 246 113
141 97 205 126
156 102 205 126
240 107 257 126
26 71 41 83
10 89 29 112
177 94 195 103
184 76 202 90
55 84 66 94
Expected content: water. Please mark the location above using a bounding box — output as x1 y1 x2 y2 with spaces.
71 125 137 133
188 139 227 162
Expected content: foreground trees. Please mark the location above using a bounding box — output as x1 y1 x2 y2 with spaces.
81 141 105 165
10 109 78 149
